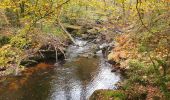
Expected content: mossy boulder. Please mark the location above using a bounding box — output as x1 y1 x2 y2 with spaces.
89 89 126 100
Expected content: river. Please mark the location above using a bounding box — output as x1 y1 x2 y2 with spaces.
0 39 121 100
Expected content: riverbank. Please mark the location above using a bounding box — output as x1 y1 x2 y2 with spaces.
91 19 170 99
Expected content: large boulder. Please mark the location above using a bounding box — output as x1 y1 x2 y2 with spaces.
89 89 126 100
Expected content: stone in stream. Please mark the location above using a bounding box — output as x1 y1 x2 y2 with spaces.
111 69 117 72
79 52 97 58
99 42 115 50
98 42 115 57
107 60 117 65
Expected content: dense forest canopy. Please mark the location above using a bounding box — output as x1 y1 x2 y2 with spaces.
0 0 170 99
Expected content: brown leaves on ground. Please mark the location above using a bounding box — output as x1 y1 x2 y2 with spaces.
107 32 170 99
108 33 138 68
126 84 164 100
146 85 164 100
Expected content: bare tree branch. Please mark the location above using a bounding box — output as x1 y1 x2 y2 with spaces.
136 0 153 34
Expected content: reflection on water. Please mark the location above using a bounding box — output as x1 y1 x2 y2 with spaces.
0 63 55 100
0 39 121 100
0 57 120 100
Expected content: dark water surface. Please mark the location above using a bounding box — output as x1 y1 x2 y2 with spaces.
0 39 121 100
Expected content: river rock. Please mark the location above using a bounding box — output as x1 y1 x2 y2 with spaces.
111 69 117 72
99 43 108 49
99 42 114 50
107 60 117 65
80 54 89 58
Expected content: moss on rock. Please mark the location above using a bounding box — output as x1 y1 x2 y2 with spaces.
89 89 126 100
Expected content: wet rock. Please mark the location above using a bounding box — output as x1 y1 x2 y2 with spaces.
99 42 114 50
98 42 115 57
95 38 101 43
111 69 117 72
108 41 115 47
107 60 117 65
113 67 126 75
99 43 108 49
79 52 96 58
80 54 89 58
99 43 109 56
119 68 126 72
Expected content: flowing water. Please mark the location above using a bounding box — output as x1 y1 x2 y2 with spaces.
0 39 121 100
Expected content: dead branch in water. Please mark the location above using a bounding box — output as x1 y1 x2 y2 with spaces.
57 6 76 45
58 20 77 45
